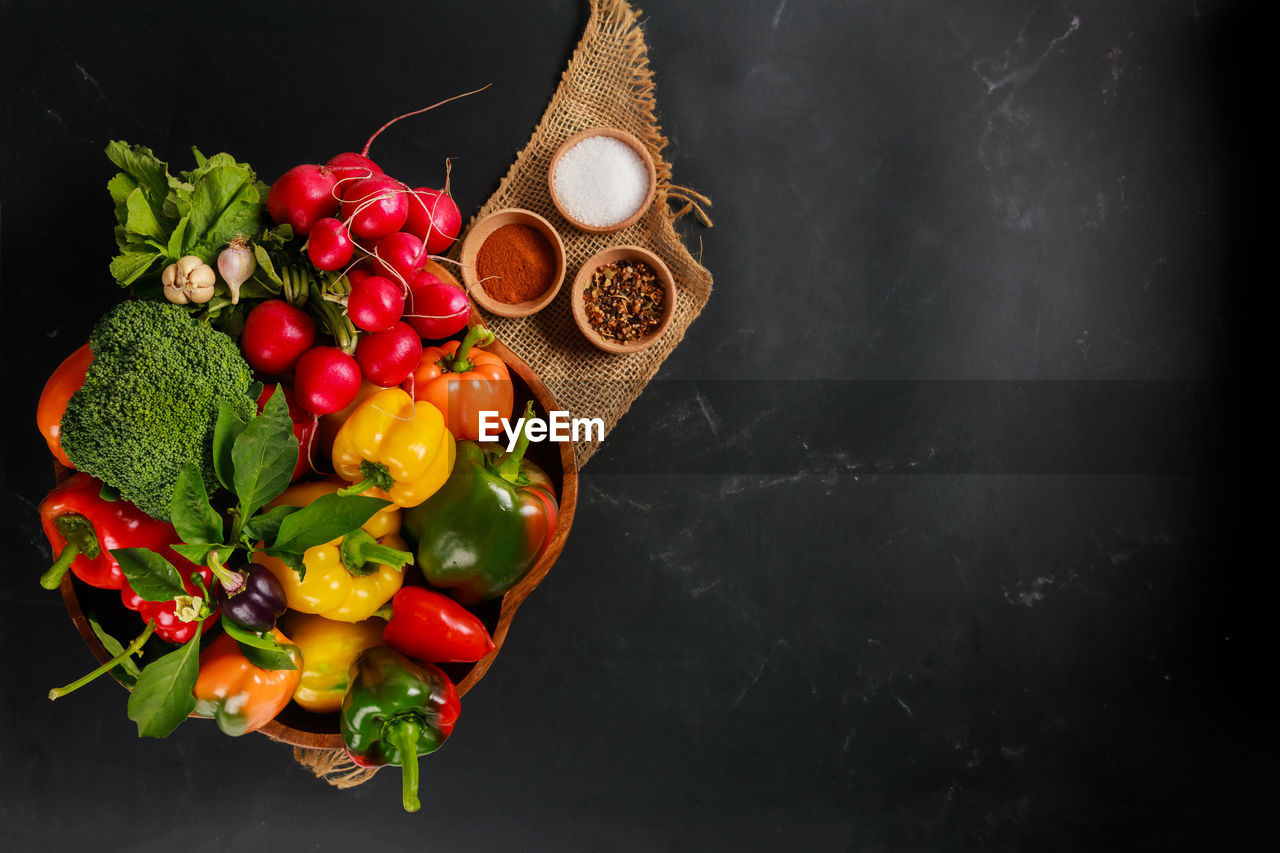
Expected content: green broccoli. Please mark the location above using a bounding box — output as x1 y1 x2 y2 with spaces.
60 300 256 520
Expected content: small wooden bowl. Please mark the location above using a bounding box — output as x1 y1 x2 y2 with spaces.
61 259 579 750
460 208 566 318
548 127 657 234
570 245 676 355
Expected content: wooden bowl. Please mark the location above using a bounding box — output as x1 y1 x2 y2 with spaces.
547 127 657 234
570 245 677 355
60 261 579 750
459 208 566 318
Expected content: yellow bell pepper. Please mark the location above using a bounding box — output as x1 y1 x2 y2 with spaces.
280 612 386 713
254 480 408 622
331 387 456 509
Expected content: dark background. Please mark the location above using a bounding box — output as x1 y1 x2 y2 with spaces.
0 0 1259 849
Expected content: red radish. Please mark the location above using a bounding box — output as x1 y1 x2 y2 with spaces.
370 231 427 282
294 347 362 415
347 275 405 332
340 176 409 240
403 187 461 254
256 384 318 481
405 271 470 339
267 164 339 236
356 322 423 387
307 218 355 271
326 152 382 178
241 300 315 375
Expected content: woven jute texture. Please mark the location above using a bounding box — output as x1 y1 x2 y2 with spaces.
292 0 710 788
472 0 713 468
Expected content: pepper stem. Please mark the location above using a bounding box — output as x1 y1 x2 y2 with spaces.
389 717 424 812
445 325 495 374
40 514 102 590
207 549 244 595
493 401 537 484
48 621 155 700
39 542 81 590
338 460 395 497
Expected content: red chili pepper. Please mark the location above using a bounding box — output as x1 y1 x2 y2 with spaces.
39 472 217 643
382 586 495 663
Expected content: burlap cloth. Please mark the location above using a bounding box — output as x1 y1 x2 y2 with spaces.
291 0 712 785
473 0 713 468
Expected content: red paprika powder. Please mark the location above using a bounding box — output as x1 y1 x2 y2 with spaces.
475 224 556 304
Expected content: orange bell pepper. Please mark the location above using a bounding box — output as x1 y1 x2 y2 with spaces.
193 629 302 736
37 342 93 468
408 325 514 441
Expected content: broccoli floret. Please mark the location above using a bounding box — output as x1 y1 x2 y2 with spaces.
60 300 256 520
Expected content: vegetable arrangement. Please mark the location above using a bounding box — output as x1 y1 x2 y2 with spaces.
34 124 561 811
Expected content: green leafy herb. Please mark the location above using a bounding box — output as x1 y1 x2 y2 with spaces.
231 386 298 518
222 618 298 671
87 615 141 686
170 542 232 567
270 493 389 555
126 626 202 738
113 547 186 602
212 399 250 492
242 504 300 545
169 461 223 544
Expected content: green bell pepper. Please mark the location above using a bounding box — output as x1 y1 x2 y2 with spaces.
404 401 559 604
340 646 461 812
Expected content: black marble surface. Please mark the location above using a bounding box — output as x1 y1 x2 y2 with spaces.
0 1 1258 849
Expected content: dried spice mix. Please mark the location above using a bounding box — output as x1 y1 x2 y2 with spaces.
582 259 665 343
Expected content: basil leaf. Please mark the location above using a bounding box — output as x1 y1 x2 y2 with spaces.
108 250 161 287
127 627 202 738
87 614 141 684
169 462 224 545
243 504 300 545
113 548 186 602
264 549 306 581
213 399 250 492
231 386 298 518
169 542 232 568
221 618 298 671
270 493 389 555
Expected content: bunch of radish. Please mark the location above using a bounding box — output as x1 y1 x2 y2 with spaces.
245 104 475 421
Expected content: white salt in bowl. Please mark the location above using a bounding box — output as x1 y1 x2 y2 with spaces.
547 127 657 234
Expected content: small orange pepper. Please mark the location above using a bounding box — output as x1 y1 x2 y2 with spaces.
407 325 514 441
192 629 302 736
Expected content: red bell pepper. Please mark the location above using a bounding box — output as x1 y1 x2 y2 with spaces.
382 586 495 663
39 472 217 644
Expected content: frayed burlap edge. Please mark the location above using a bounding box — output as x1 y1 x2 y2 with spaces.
291 0 711 789
292 745 379 788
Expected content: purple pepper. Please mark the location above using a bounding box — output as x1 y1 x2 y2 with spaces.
216 563 288 632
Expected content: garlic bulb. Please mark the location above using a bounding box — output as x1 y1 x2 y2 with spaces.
162 255 217 305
